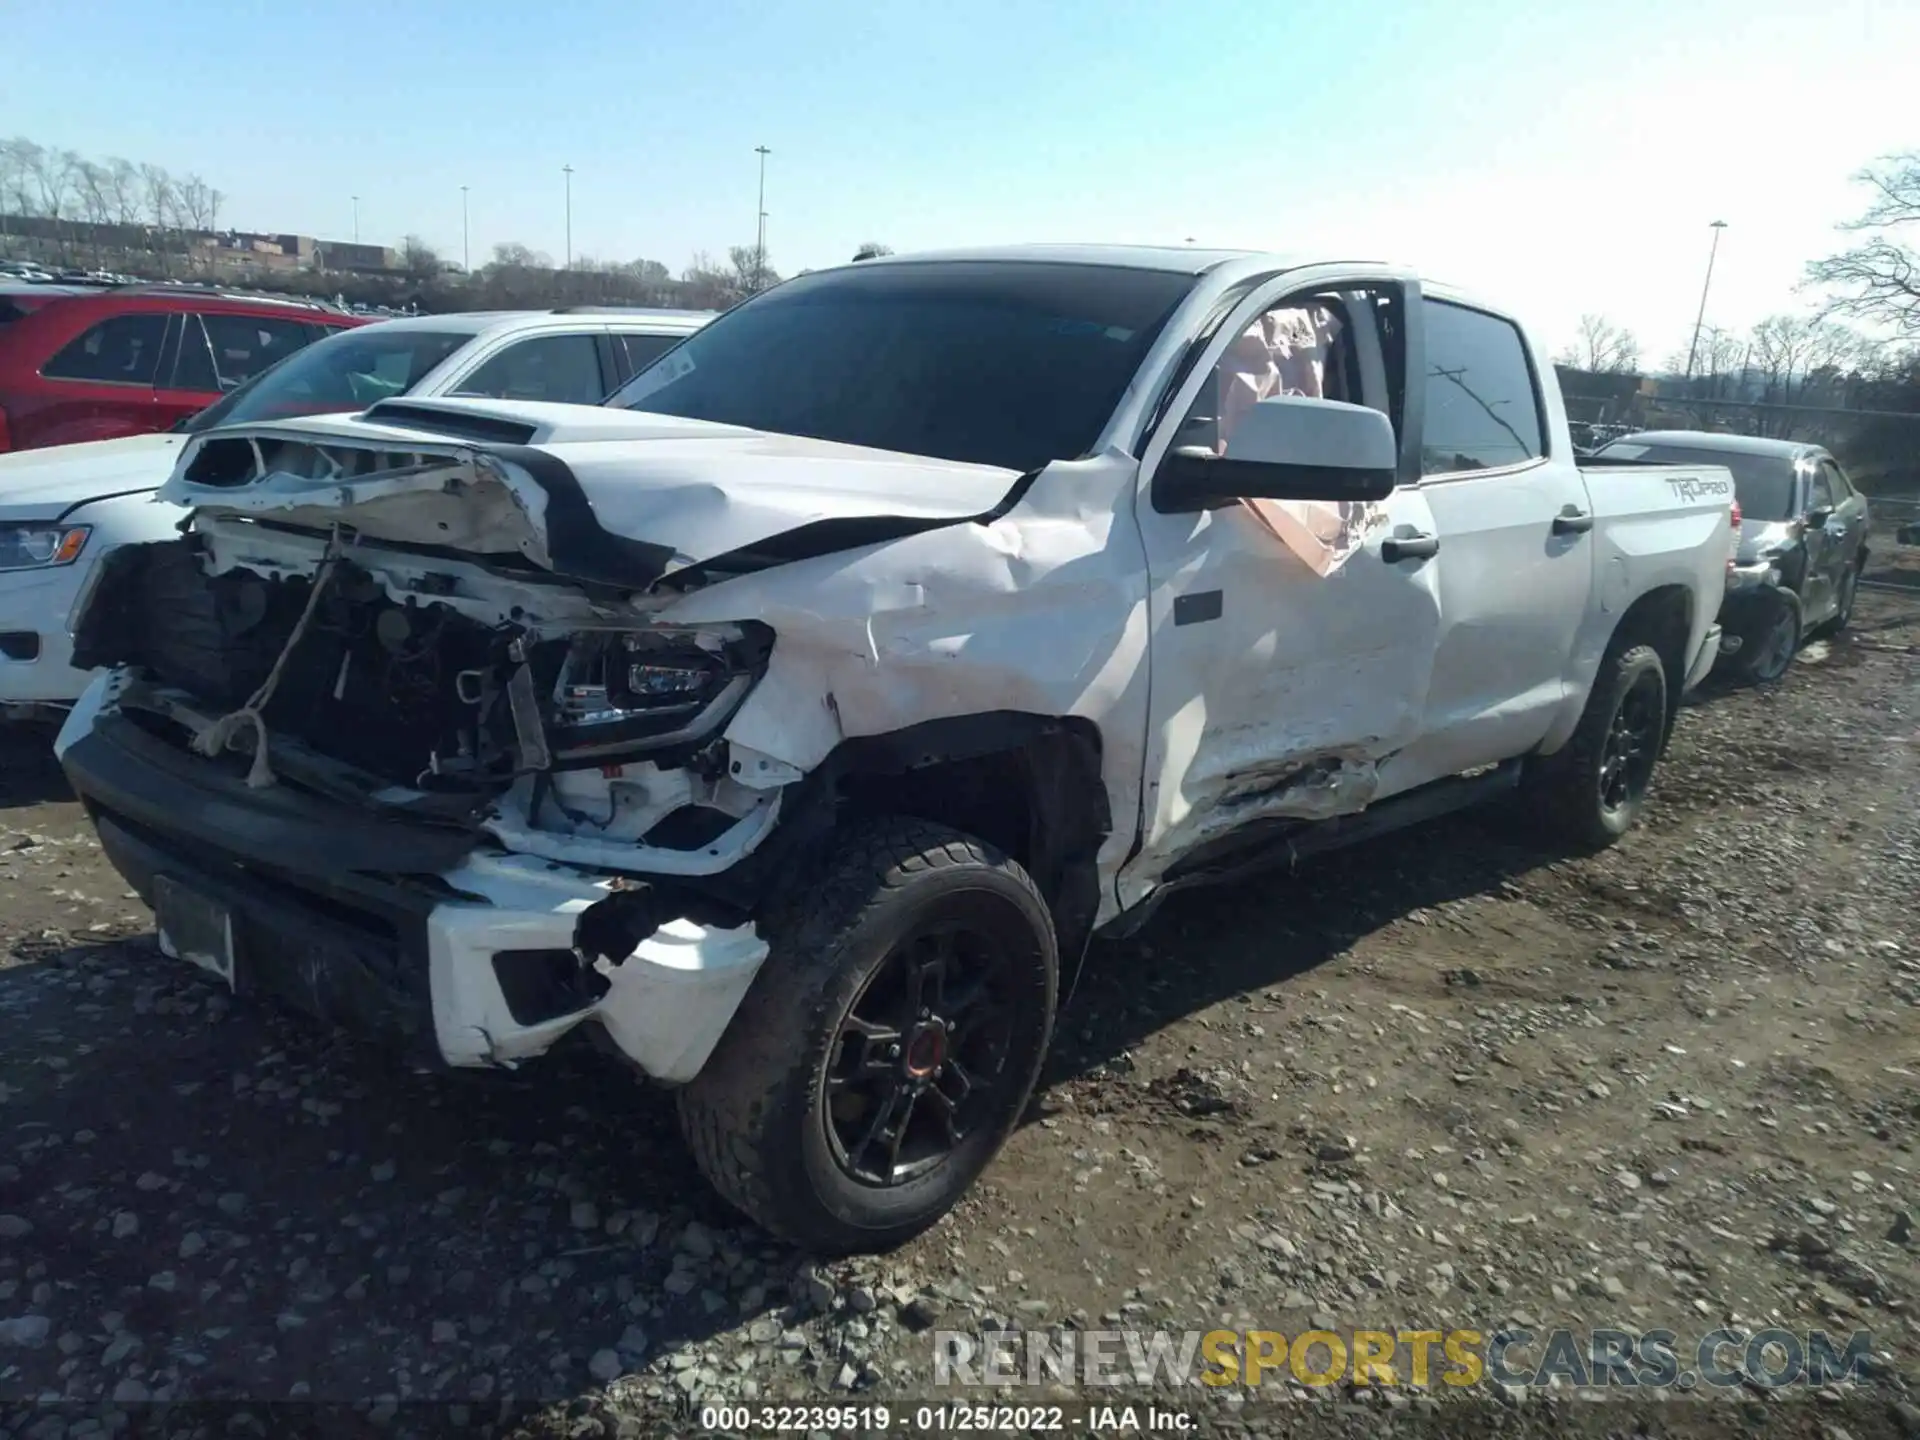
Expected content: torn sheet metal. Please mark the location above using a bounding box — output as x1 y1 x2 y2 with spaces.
159 397 1022 590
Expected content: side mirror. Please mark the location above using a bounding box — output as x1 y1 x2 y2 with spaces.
1153 394 1397 513
1805 506 1835 529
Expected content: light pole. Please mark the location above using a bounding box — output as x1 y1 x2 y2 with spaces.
562 165 574 269
460 185 469 272
351 195 359 245
753 145 770 291
1683 220 1728 381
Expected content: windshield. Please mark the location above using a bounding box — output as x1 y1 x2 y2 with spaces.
609 261 1196 473
1599 441 1800 521
177 326 471 434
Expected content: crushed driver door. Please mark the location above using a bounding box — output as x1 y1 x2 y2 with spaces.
1118 267 1442 912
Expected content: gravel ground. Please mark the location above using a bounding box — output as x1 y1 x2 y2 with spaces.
1 575 1917 1439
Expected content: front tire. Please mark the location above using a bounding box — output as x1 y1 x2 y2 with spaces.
1526 641 1668 850
678 817 1057 1254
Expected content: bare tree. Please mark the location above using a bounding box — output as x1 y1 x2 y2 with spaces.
679 250 739 309
0 138 40 221
175 174 215 232
620 257 671 283
1744 315 1870 435
399 235 442 282
1806 151 1920 339
727 244 779 295
139 163 175 228
25 147 75 259
1558 314 1642 373
852 241 894 261
105 158 141 226
490 241 552 270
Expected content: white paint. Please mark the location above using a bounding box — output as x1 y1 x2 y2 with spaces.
1227 393 1398 474
421 849 767 1079
484 780 781 878
592 918 770 1084
62 250 1741 1088
162 400 1022 582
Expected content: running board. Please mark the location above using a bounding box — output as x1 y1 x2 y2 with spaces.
1102 759 1524 939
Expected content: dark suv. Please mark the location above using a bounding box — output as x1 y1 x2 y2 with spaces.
0 287 363 453
1595 431 1871 681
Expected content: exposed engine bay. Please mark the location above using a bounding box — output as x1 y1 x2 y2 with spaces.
71 533 779 869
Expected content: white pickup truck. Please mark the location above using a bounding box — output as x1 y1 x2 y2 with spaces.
54 247 1734 1253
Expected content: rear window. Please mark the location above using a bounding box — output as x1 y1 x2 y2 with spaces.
180 326 471 433
1600 442 1798 520
40 313 169 385
612 261 1196 473
618 331 682 375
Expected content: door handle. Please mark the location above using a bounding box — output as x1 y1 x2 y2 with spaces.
1381 532 1440 563
1552 508 1595 535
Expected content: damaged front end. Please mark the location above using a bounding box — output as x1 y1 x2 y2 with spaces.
59 521 793 1082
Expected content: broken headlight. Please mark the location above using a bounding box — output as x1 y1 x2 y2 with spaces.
548 626 770 764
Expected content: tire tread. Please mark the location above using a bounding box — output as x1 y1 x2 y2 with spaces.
677 816 1052 1251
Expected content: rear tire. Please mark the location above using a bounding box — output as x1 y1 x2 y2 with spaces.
1811 561 1860 639
1737 588 1802 683
677 817 1057 1254
1525 641 1668 851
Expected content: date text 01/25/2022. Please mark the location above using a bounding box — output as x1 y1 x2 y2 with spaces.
697 1402 1197 1432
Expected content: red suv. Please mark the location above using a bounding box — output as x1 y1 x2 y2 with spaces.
0 286 367 452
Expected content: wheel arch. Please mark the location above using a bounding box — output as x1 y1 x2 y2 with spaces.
1608 584 1693 754
724 713 1111 996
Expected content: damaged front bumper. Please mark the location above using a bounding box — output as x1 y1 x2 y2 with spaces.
54 674 769 1082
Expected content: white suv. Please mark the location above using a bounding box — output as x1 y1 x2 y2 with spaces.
0 307 711 719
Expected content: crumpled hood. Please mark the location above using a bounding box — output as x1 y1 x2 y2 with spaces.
0 432 183 521
156 397 1024 588
1736 517 1800 565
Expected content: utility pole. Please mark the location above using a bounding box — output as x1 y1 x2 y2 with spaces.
460 185 469 272
1683 220 1728 382
753 145 771 291
351 195 359 245
562 165 574 269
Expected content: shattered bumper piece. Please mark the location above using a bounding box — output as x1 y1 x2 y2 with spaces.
56 675 769 1084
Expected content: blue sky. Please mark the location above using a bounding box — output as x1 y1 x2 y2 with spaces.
5 0 1914 360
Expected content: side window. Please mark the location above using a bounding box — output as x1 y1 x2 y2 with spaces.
197 314 318 390
1418 300 1545 476
1172 294 1363 457
171 315 220 392
1809 463 1837 512
453 334 608 404
618 331 681 377
1820 459 1853 500
40 313 169 385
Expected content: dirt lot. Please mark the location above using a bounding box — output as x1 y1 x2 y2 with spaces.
1 565 1917 1437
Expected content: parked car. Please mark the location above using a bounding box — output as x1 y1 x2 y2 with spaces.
0 306 711 721
54 247 1734 1252
0 286 369 454
1593 431 1870 681
0 282 107 328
